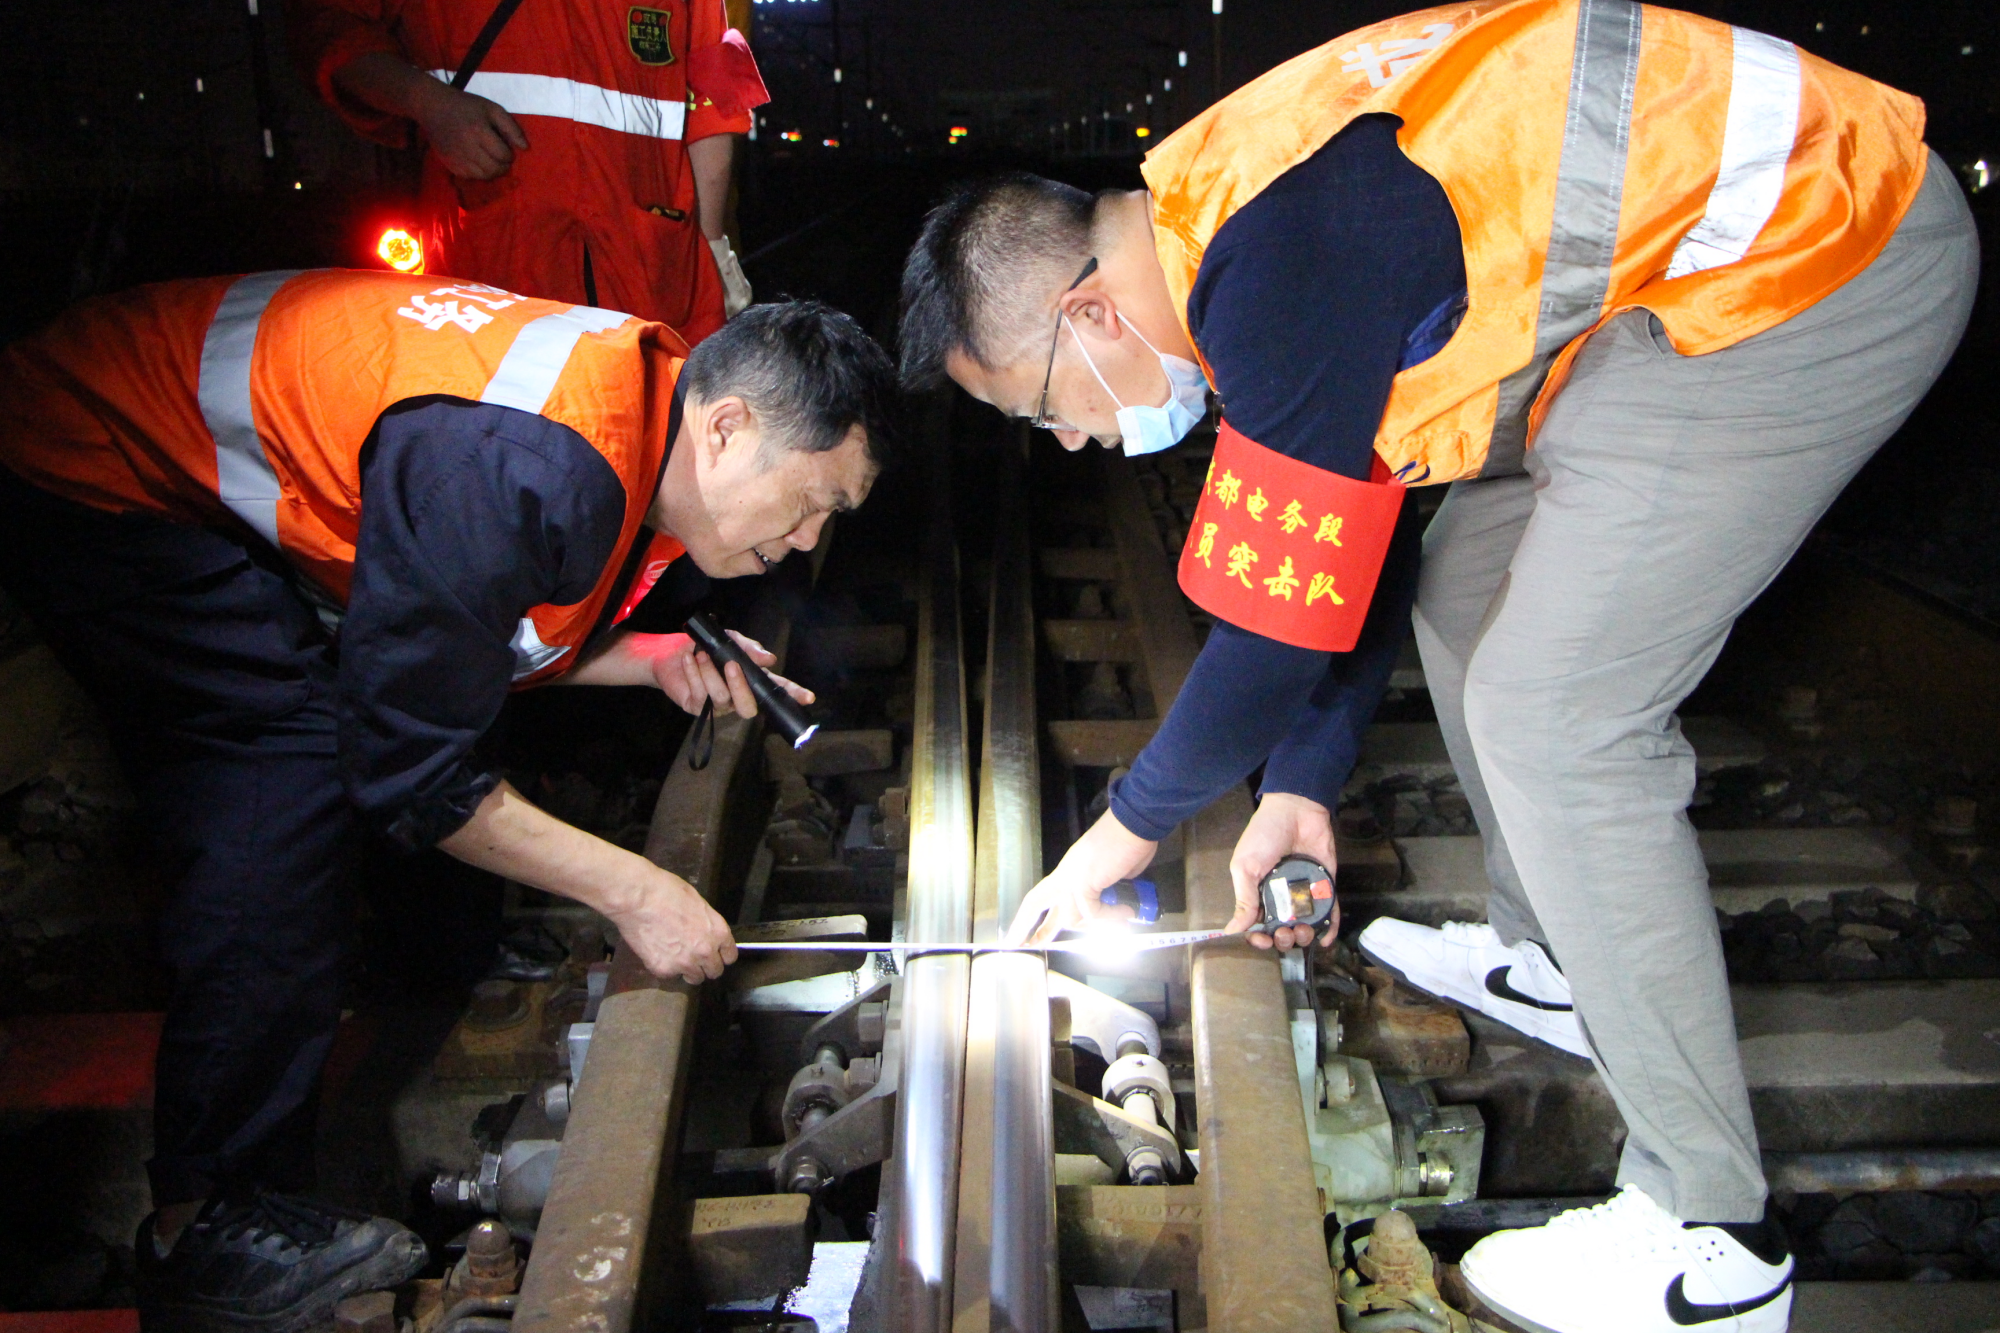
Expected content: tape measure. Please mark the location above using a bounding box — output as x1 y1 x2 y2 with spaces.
1257 855 1336 933
1099 857 1334 935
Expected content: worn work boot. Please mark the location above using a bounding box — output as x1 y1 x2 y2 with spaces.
136 1193 427 1332
1357 919 1588 1058
1460 1185 1793 1333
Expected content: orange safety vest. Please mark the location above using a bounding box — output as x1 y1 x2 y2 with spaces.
0 268 687 684
1150 0 1928 486
1150 0 1926 650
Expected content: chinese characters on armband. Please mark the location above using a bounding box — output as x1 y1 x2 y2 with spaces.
1176 422 1404 653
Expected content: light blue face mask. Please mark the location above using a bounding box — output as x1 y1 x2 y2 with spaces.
1064 314 1210 456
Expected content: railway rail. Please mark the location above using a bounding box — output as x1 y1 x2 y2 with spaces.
480 410 2000 1332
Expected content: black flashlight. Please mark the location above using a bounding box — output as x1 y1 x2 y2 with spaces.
685 613 819 751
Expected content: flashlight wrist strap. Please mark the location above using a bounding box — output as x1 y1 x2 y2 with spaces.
688 697 716 771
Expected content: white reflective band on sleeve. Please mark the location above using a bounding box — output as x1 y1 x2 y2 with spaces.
1666 29 1801 280
428 70 688 141
510 616 570 680
480 305 633 415
197 270 306 546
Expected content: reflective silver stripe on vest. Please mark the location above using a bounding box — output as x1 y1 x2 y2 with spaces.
509 616 570 680
1482 0 1642 478
481 303 633 679
480 305 633 416
1665 29 1801 280
426 70 688 141
197 270 306 544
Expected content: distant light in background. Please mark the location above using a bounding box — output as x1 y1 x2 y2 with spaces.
1815 20 1824 30
137 91 146 101
262 128 274 158
1971 159 1991 193
1136 127 1151 138
832 66 842 83
377 229 424 273
293 181 302 189
1163 77 1172 91
781 129 803 141
865 97 874 109
1859 24 1869 34
823 137 840 147
195 78 204 93
1963 44 1976 55
1212 0 1222 13
1178 49 1188 66
948 125 969 143
881 113 889 122
1145 93 1153 104
1125 102 1133 112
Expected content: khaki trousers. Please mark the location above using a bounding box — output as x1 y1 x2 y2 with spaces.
1412 153 1979 1221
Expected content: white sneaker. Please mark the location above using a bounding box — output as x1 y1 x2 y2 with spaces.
1460 1185 1794 1333
1356 919 1590 1058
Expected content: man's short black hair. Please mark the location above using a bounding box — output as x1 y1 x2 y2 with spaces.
683 300 901 470
898 173 1097 391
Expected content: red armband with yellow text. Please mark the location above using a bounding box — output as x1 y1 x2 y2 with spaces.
1176 422 1404 652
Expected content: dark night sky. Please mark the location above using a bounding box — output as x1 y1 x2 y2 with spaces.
742 0 1999 151
0 0 1992 325
0 0 1990 190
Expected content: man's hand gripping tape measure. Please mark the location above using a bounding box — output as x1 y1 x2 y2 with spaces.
1100 855 1334 935
736 857 1338 960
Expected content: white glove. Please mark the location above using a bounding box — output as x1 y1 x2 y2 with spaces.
710 236 753 318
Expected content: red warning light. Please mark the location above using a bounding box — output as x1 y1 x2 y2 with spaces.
377 228 424 274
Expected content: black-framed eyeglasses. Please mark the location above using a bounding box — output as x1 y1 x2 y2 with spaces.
1030 257 1099 431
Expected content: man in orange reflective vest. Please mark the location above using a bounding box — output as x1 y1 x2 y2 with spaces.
292 0 769 343
900 2 1976 1329
0 270 894 1329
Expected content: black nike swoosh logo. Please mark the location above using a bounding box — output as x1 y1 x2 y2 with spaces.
1483 966 1573 1012
1665 1272 1791 1325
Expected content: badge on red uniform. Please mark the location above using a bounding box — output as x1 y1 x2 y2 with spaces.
628 7 676 65
1176 422 1404 653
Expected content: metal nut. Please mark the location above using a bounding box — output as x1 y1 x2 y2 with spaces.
787 1156 828 1195
333 1291 396 1333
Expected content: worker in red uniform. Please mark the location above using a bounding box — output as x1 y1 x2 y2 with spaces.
903 2 1975 1330
292 0 769 343
0 269 896 1329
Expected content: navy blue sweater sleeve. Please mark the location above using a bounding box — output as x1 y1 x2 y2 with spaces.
1109 116 1463 840
339 397 627 850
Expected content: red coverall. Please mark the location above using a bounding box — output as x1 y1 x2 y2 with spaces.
294 0 766 343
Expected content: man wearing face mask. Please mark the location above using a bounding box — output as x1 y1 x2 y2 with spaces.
901 142 1457 948
900 4 1976 1329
